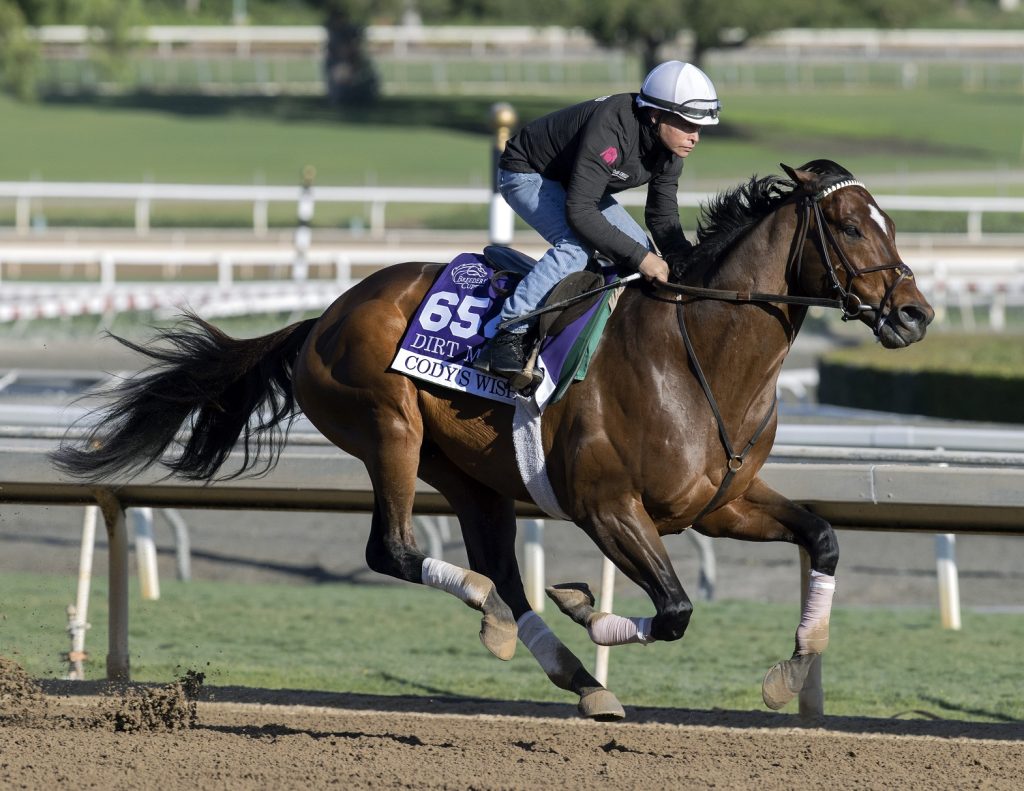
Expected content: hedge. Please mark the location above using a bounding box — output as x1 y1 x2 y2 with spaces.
816 334 1024 423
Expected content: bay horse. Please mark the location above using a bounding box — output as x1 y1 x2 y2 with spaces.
54 160 933 719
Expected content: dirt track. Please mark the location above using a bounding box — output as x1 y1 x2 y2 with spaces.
3 666 1024 791
3 339 1024 788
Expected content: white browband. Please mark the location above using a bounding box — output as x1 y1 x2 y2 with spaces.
815 179 866 200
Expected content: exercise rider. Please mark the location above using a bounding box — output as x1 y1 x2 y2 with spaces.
480 60 721 383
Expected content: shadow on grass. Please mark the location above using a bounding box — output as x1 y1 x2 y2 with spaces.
39 681 1024 740
40 91 752 141
40 92 562 135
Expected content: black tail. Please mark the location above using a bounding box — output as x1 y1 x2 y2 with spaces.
51 312 317 482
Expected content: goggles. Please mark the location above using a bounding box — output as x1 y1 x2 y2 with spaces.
639 92 721 121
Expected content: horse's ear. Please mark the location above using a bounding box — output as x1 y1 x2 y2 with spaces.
780 163 816 189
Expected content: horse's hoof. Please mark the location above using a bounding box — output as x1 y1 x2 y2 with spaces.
478 590 517 661
577 687 625 721
762 653 817 710
546 583 596 625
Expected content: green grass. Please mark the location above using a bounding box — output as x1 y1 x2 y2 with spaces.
0 84 1020 233
824 333 1024 376
1 86 1020 188
1 571 1020 722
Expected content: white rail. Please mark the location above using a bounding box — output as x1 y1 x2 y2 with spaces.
3 181 1023 241
31 25 1024 57
1 240 1021 327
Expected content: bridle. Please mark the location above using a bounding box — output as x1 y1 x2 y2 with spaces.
657 178 914 523
797 179 914 331
659 178 914 332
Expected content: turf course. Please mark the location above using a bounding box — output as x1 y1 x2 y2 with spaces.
1 87 1020 190
2 572 1021 723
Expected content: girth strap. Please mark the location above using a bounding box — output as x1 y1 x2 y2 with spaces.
677 301 778 523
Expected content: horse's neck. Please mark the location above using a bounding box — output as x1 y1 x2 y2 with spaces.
704 210 794 297
687 211 801 391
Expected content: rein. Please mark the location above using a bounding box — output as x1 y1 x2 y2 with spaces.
659 178 910 523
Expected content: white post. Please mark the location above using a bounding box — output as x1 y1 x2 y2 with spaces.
135 198 151 236
16 195 30 235
130 507 160 601
217 253 233 290
990 289 1006 332
593 556 617 687
100 252 116 291
369 201 386 239
253 200 268 236
935 534 962 630
966 210 983 243
489 102 518 245
294 166 315 282
161 508 192 582
66 505 98 680
523 519 545 612
334 253 352 288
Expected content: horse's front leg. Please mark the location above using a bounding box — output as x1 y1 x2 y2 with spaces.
549 497 693 645
696 476 839 710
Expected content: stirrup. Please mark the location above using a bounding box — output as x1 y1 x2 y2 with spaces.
508 367 543 395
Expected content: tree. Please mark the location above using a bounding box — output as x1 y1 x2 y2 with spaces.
574 0 949 76
0 1 39 99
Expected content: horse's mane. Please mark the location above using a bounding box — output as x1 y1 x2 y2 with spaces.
675 159 854 280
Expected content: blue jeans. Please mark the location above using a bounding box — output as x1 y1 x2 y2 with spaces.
497 169 651 331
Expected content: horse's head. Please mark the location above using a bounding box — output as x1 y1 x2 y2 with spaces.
781 160 934 349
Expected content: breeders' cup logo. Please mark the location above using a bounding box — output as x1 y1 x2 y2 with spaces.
451 261 489 290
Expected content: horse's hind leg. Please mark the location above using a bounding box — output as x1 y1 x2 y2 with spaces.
419 453 624 720
345 417 515 660
695 476 838 711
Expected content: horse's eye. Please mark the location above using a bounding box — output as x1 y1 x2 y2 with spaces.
843 225 861 238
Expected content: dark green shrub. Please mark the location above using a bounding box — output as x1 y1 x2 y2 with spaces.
817 334 1024 423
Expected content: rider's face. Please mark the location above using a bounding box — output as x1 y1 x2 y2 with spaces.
656 114 702 158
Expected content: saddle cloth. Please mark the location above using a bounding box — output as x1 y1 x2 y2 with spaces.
390 252 619 411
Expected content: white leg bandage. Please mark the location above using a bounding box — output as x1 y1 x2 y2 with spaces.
587 613 654 646
796 570 835 655
421 557 489 608
517 611 578 687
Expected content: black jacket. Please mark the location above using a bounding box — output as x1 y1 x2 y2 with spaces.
500 93 691 269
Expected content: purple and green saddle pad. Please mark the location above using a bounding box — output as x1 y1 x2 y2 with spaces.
390 252 619 410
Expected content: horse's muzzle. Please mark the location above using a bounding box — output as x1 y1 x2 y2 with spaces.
875 301 934 348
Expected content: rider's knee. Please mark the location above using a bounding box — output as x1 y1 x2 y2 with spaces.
651 599 693 642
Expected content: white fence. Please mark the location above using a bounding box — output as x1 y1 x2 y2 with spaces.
33 25 1024 58
1 240 1023 328
4 180 1024 241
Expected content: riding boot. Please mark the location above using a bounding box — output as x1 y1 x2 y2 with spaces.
488 329 528 377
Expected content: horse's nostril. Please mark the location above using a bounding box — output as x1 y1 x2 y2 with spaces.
898 304 932 327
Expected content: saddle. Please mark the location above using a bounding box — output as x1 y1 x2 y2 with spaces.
483 246 616 336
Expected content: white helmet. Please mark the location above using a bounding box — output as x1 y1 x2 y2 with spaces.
637 61 721 126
